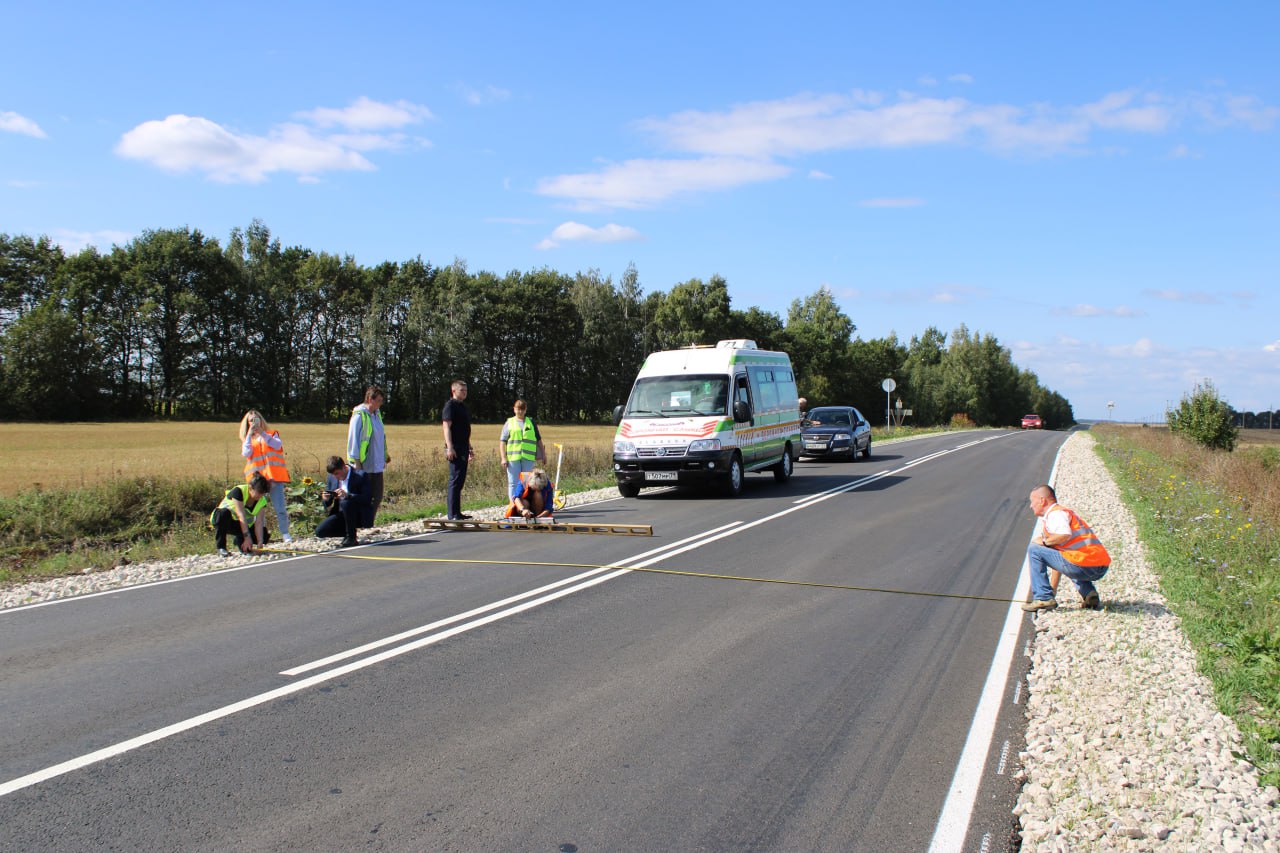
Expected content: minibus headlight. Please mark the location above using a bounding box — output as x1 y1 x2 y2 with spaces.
688 439 721 453
614 440 637 455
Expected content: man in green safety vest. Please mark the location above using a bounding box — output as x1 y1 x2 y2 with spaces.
499 398 546 501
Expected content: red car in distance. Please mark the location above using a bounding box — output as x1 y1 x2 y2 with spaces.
1021 414 1043 429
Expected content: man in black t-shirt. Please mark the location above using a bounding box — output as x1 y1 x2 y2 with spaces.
442 379 474 519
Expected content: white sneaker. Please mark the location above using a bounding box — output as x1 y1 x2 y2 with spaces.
217 548 231 558
282 535 295 545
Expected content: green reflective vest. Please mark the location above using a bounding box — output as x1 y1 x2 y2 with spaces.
210 484 269 526
504 417 539 463
355 408 385 464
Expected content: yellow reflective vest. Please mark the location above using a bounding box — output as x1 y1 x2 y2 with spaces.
503 417 539 463
210 484 269 526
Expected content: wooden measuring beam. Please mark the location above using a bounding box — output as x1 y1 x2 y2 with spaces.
423 518 653 536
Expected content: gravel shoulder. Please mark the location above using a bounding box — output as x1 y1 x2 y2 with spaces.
1017 431 1277 851
5 431 1277 849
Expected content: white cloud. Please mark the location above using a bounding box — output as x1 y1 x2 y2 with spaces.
295 96 432 129
115 97 431 183
1 110 47 138
949 73 974 84
1142 288 1220 305
51 228 135 253
808 169 833 180
1106 337 1158 358
539 86 1276 209
1078 90 1172 133
1191 93 1280 131
536 157 790 210
1057 303 1145 318
1265 341 1280 353
456 84 511 105
535 221 644 250
859 197 924 208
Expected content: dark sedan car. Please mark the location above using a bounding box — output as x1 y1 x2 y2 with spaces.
799 406 872 460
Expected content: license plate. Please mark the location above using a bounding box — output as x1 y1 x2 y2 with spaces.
645 471 678 481
804 442 826 450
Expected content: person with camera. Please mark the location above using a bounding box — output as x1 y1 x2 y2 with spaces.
315 455 374 548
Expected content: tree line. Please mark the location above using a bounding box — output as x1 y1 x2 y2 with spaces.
0 220 1074 427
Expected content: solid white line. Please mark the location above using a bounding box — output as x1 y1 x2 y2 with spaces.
0 565 634 799
0 433 1009 799
926 438 1063 852
280 520 745 676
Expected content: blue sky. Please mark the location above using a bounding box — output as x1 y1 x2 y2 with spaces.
3 1 1277 422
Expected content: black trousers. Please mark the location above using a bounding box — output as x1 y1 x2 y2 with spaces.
315 503 361 539
447 456 468 517
212 508 268 551
367 471 384 519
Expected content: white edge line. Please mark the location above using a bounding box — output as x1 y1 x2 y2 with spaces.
926 437 1064 852
0 433 1010 799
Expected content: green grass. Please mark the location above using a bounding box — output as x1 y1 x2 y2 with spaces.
0 423 955 583
1093 425 1280 787
0 443 618 583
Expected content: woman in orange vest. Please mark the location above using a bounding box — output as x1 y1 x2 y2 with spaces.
239 409 294 545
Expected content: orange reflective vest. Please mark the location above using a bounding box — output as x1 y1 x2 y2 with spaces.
244 430 291 483
1047 504 1110 567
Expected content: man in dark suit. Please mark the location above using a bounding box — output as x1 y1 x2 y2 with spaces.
315 455 374 548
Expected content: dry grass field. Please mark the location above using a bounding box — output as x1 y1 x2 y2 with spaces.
0 421 617 491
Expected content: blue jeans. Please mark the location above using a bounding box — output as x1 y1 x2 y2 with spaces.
269 480 291 539
505 459 535 499
1027 544 1108 601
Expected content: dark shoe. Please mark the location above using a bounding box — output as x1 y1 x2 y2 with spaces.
339 537 358 548
1021 598 1058 612
456 513 473 520
1082 592 1102 610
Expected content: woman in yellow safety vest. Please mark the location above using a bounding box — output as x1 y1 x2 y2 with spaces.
239 409 293 544
499 399 546 501
211 472 272 556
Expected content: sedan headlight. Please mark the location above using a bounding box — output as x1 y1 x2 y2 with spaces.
614 440 637 455
688 438 721 453
832 432 852 442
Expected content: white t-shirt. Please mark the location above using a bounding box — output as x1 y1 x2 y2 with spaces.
1042 504 1072 536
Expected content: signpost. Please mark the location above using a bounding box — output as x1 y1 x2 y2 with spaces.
882 378 896 431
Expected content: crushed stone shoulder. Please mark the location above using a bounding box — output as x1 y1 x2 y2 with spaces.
1016 431 1277 851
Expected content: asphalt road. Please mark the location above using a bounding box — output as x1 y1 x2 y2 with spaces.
0 429 1067 852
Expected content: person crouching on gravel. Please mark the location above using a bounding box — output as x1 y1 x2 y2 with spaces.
505 468 554 521
1022 484 1110 612
211 473 272 557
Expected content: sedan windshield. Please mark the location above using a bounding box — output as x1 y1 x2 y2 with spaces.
625 375 729 417
807 409 850 426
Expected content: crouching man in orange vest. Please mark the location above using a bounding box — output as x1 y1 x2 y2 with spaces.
1022 484 1111 612
505 468 555 521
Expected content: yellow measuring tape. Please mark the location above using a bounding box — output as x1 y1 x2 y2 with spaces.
260 548 1023 605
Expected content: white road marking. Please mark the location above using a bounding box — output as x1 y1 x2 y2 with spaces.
280 521 745 676
2 432 1024 800
926 437 1064 852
